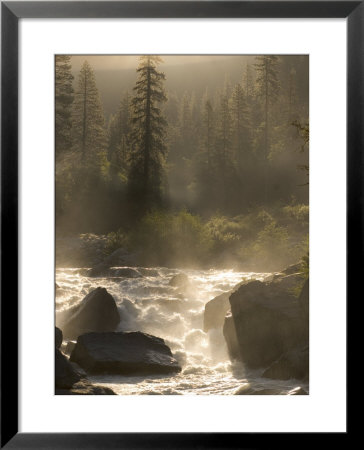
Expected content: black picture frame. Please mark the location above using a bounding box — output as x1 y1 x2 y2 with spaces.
1 1 357 447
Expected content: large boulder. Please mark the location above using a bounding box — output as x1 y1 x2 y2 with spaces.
55 327 63 349
70 331 182 375
55 348 84 389
224 274 308 368
61 287 120 339
262 346 309 380
203 292 230 332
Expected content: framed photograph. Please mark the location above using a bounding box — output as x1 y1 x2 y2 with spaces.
1 1 356 447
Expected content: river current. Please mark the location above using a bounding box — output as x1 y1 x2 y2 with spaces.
56 266 308 395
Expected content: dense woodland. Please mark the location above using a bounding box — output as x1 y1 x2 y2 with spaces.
56 55 309 270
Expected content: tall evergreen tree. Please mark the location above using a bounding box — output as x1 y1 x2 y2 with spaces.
128 55 168 211
254 55 280 159
72 60 106 163
55 55 74 157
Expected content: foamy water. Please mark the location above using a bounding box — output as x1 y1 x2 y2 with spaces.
56 267 308 395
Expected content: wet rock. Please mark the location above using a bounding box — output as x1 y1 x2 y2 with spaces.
62 287 120 339
70 331 182 375
224 274 308 368
55 380 116 395
204 292 230 332
55 327 63 349
55 348 84 389
262 346 309 380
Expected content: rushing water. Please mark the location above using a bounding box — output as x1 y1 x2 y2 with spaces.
56 267 308 395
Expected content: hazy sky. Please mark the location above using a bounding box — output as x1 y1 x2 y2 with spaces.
70 55 243 71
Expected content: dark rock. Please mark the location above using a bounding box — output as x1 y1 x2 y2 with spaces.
70 331 182 375
55 327 63 349
225 274 308 368
262 346 309 380
204 292 230 332
62 287 120 339
55 380 116 395
55 348 84 389
169 273 190 288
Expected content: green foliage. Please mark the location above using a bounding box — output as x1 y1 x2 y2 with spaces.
128 210 213 267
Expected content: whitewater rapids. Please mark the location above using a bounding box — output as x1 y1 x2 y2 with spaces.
56 267 308 395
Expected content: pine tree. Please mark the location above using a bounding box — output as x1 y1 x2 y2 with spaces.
231 83 250 167
55 55 74 157
254 55 280 159
128 55 168 211
72 60 106 163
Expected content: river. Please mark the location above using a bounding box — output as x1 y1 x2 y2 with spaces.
56 266 308 395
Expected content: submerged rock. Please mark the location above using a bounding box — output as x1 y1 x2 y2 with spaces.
88 264 142 278
61 287 120 339
169 273 190 288
262 346 309 380
55 348 84 389
224 274 308 368
70 331 182 375
55 327 63 349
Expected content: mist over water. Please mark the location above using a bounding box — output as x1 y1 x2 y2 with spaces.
56 267 308 395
